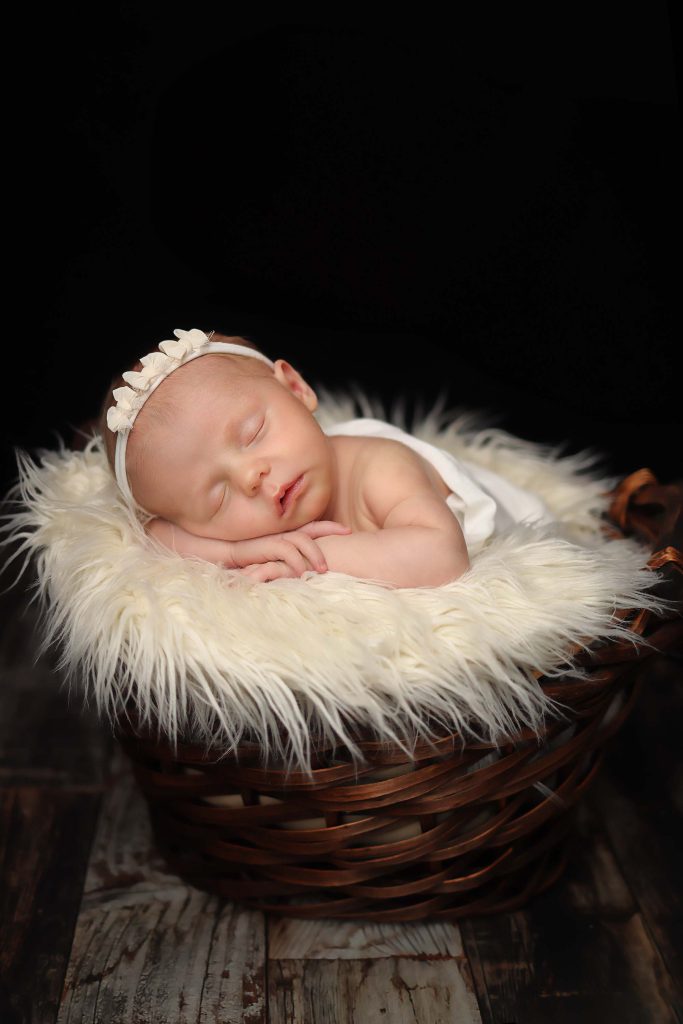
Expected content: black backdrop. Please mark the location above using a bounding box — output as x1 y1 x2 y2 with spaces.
4 8 680 500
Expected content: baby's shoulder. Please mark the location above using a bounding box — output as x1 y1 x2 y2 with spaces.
326 435 415 531
332 433 449 490
352 435 451 499
330 433 422 481
329 434 452 531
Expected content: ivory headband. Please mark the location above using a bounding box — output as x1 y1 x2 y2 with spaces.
106 328 276 510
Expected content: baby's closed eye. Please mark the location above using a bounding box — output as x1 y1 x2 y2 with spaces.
211 489 227 518
248 418 265 443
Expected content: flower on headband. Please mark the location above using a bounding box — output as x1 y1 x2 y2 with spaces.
159 327 210 361
112 385 139 411
140 351 172 374
107 405 133 433
122 352 173 391
106 385 143 433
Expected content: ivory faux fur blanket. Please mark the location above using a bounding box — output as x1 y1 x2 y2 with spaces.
0 386 671 774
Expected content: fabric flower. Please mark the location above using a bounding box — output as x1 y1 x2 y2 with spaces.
159 327 210 360
158 338 189 360
121 368 151 391
106 404 134 433
139 351 172 375
176 327 209 350
111 385 139 412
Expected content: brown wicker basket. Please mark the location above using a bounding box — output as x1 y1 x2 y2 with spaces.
114 469 683 921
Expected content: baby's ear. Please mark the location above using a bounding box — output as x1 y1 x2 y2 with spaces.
273 360 318 411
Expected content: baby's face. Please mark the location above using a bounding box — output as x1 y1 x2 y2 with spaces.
130 355 338 541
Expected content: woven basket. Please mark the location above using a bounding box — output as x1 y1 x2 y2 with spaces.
114 469 683 922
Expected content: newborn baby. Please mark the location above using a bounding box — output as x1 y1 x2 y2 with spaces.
100 329 471 588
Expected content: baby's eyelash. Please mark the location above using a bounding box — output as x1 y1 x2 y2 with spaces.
211 486 227 518
250 419 264 442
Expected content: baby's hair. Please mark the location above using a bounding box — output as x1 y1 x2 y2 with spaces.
97 332 272 494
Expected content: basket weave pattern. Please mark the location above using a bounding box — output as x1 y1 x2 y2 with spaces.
115 470 683 921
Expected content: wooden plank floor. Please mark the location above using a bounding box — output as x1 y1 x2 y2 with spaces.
1 566 681 1024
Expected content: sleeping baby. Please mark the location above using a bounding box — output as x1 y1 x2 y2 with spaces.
100 328 554 588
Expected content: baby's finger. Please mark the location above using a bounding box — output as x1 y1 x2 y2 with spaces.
233 562 265 577
274 540 313 576
238 562 298 582
289 534 328 572
299 520 353 538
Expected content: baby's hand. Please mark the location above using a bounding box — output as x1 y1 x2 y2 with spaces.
229 521 352 578
236 561 314 583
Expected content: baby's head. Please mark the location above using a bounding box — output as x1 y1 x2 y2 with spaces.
99 330 338 541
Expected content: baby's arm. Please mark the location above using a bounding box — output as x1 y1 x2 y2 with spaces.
314 447 470 588
145 517 236 566
144 517 351 577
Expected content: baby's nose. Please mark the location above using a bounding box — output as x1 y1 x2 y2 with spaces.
245 459 269 493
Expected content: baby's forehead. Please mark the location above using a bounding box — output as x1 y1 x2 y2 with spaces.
164 354 264 399
142 356 277 437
